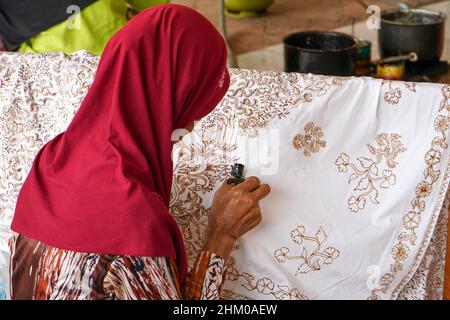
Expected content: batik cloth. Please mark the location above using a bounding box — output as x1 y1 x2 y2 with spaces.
172 71 450 300
0 52 449 300
9 234 225 300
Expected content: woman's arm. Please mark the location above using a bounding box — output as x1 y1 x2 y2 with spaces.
182 177 271 300
106 177 270 300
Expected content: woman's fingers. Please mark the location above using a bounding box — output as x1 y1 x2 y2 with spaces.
250 184 271 201
233 176 261 192
219 179 235 191
229 177 271 209
206 176 270 258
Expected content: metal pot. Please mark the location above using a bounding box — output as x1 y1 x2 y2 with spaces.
378 8 446 62
283 31 358 76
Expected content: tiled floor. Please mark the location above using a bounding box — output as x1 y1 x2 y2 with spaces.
173 0 440 55
235 0 450 72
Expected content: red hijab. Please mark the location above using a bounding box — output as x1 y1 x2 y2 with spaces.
11 4 230 284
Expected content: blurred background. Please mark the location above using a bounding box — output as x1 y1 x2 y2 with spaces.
2 0 450 80
172 0 450 83
175 0 439 56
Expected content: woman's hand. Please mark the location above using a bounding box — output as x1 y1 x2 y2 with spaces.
204 176 271 259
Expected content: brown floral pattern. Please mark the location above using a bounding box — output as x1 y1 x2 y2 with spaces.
405 82 417 93
382 81 417 105
170 133 238 266
224 257 308 300
201 70 347 137
169 70 348 299
274 225 340 275
370 85 450 299
293 122 326 157
367 133 407 169
397 189 449 300
383 81 402 105
336 133 406 213
171 129 309 300
0 52 97 242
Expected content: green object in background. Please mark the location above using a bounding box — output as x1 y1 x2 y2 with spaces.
18 0 169 56
128 0 168 12
224 0 274 18
356 40 372 62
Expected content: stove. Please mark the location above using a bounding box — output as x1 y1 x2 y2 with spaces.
404 60 449 82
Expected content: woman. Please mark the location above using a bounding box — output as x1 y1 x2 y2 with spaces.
0 0 168 55
9 4 270 300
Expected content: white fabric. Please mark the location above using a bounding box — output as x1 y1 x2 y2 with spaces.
0 52 448 300
172 71 450 300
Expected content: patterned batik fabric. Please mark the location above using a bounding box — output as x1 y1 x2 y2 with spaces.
9 234 225 300
171 74 450 300
0 52 449 300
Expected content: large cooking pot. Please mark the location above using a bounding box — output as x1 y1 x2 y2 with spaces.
379 8 446 62
283 31 358 76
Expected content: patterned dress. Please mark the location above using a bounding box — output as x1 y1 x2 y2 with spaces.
9 235 225 300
